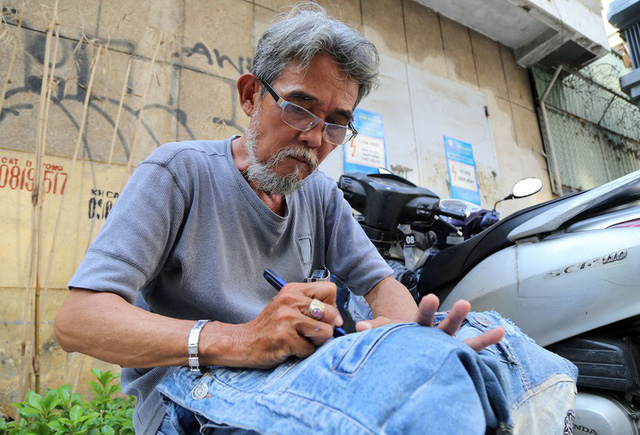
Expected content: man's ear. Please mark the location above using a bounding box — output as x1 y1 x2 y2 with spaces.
237 73 261 117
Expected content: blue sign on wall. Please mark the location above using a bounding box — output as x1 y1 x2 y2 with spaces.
343 109 387 174
443 136 481 206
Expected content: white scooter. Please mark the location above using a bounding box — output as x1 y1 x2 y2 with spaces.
339 170 640 435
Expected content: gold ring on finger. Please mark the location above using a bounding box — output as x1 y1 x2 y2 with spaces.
307 298 325 320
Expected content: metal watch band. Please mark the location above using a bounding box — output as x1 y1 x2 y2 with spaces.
188 319 209 372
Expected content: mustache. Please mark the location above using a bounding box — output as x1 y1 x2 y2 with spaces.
269 146 319 170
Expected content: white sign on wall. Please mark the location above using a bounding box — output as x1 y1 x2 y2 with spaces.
345 135 386 168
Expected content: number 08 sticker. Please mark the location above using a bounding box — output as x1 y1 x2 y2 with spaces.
405 234 416 247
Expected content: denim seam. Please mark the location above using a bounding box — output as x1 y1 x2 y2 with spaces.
512 352 532 394
166 386 377 434
282 391 377 435
208 360 302 393
510 374 576 411
160 385 267 435
561 357 579 379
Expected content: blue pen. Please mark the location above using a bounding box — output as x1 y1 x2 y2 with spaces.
263 269 346 337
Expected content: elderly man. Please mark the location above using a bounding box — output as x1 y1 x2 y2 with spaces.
55 4 577 434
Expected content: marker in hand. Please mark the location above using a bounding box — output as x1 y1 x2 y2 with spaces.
263 269 346 337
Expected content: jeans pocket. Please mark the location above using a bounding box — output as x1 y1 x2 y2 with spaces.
332 323 414 376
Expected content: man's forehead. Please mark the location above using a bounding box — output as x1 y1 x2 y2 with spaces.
274 57 359 114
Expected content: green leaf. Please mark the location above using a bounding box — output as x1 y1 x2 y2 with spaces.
46 420 65 431
36 422 51 435
43 390 60 411
57 384 72 402
7 371 134 434
26 392 44 411
88 380 102 396
18 406 42 418
69 405 82 422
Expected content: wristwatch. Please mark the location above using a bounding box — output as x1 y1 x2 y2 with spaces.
188 320 209 372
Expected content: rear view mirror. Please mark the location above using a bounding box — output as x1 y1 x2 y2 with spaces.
512 177 543 199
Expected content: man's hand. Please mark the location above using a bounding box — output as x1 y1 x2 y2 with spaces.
56 285 344 371
355 293 505 352
220 281 343 369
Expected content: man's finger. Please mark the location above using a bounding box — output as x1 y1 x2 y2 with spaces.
415 293 439 327
275 286 343 327
298 318 334 346
463 326 505 352
437 299 471 336
283 281 338 305
301 297 344 328
355 316 391 332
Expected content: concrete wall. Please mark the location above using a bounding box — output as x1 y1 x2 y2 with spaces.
0 0 552 413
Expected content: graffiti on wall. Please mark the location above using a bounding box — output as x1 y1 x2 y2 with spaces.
0 7 251 165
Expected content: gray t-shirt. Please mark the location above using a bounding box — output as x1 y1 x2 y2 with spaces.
68 137 393 434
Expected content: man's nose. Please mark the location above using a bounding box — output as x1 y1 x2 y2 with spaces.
298 122 324 148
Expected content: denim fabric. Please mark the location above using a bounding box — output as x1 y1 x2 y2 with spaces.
157 312 577 435
448 312 578 435
346 292 373 323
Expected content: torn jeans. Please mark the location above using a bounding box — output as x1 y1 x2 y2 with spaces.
156 312 577 435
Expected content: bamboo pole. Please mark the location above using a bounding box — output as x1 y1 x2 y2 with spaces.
107 58 132 167
123 34 163 187
0 0 26 120
40 23 60 159
34 0 61 396
72 354 86 393
31 20 62 395
20 5 55 402
40 44 103 392
41 41 104 308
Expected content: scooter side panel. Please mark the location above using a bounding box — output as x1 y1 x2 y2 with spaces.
444 228 640 346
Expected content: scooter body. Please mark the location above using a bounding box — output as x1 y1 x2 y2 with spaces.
430 170 640 435
339 169 640 435
441 224 640 346
435 169 640 344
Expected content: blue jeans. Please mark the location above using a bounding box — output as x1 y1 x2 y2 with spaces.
157 312 577 435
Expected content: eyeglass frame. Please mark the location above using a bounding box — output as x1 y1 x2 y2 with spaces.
259 79 358 146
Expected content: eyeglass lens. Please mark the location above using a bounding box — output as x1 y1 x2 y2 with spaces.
262 80 355 145
278 104 352 146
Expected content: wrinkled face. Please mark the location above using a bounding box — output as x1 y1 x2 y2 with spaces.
244 54 359 195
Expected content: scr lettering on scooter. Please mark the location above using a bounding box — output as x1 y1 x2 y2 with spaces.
545 250 628 279
603 250 627 264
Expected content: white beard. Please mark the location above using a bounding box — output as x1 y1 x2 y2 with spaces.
243 107 319 196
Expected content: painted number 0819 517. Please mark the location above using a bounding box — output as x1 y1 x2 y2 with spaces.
0 164 68 195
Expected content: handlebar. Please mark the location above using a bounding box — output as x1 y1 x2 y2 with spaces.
437 207 467 221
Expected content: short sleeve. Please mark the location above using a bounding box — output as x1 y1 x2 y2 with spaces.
68 160 187 303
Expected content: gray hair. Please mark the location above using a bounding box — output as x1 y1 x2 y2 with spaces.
250 2 380 107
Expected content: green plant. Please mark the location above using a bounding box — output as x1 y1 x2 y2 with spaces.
0 369 135 435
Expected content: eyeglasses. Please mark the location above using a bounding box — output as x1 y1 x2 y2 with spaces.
260 80 357 146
